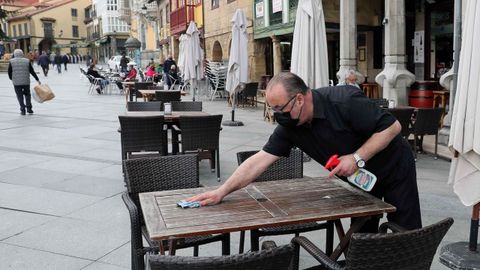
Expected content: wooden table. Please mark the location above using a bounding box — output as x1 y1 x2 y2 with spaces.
140 177 395 260
138 89 188 102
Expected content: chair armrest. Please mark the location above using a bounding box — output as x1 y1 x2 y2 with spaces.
292 236 344 270
379 222 407 233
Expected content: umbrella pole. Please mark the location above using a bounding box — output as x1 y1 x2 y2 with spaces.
222 92 244 126
470 203 479 251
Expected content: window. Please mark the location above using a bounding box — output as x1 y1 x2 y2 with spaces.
72 25 79 37
18 24 22 36
166 4 170 23
211 0 219 9
71 8 78 17
12 25 16 37
24 23 28 35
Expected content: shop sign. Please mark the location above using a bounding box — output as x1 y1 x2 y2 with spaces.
272 0 282 13
414 31 424 63
256 2 264 18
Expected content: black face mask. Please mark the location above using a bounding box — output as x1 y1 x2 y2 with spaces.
274 102 304 128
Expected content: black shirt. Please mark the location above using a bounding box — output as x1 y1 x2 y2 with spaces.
263 85 408 184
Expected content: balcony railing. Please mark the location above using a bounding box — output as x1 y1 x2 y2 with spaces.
170 5 195 35
119 7 131 24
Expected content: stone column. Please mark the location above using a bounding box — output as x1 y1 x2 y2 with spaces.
375 0 415 105
271 35 282 75
336 0 364 84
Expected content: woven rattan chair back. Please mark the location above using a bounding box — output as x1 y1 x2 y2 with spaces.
236 148 303 182
413 107 444 135
371 98 388 108
171 101 202 111
127 101 162 111
345 218 454 270
118 115 166 159
147 242 294 270
155 90 181 103
388 108 414 138
179 115 223 151
147 85 164 90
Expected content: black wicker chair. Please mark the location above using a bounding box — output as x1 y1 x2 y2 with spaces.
176 115 223 181
122 155 231 270
371 98 388 108
126 101 162 111
118 115 167 160
171 101 202 111
236 149 334 257
387 108 415 139
411 107 444 159
295 218 453 270
147 239 296 270
147 85 164 90
133 82 154 101
238 82 259 107
155 90 181 104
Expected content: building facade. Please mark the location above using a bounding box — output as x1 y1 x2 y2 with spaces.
4 0 91 55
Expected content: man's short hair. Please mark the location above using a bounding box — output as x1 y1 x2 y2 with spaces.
266 72 309 96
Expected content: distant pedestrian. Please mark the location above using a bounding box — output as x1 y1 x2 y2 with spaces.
37 52 50 77
62 54 69 71
85 53 92 67
54 53 62 74
119 53 128 72
8 49 41 115
49 53 55 68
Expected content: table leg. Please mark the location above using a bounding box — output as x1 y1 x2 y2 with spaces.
330 217 370 261
168 239 177 255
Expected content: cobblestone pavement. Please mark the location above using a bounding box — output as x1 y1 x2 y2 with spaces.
0 64 469 269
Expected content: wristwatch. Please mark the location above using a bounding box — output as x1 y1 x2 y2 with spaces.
353 152 365 168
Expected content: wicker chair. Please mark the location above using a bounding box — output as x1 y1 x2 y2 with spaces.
387 108 415 139
147 239 296 270
295 218 454 270
371 98 388 108
118 115 167 160
176 115 223 181
171 101 202 111
155 90 181 104
147 85 164 90
236 149 334 257
238 82 259 107
411 107 443 159
122 155 231 270
126 101 162 111
132 82 154 101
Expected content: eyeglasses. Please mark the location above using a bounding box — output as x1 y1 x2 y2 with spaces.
271 95 297 113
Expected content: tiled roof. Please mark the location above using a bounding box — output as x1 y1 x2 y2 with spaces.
7 0 75 21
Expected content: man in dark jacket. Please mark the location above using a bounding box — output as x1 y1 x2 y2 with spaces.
119 53 128 72
8 49 41 115
62 54 69 71
54 53 63 74
37 52 50 77
163 56 177 89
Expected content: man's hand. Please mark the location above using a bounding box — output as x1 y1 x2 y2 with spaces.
186 189 224 206
328 154 358 177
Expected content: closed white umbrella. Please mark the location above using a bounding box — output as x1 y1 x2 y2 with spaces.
447 0 480 255
448 0 480 207
177 34 187 75
290 0 329 88
182 21 204 101
224 9 249 126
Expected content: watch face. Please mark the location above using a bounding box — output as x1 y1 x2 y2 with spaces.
357 159 366 168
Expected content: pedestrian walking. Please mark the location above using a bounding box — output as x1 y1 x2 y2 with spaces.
49 53 55 69
163 56 176 89
37 52 50 77
62 54 69 71
54 53 62 74
8 49 41 115
119 53 128 73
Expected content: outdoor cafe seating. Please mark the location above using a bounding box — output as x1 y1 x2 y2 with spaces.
236 149 334 254
122 155 230 270
126 101 162 111
410 107 444 159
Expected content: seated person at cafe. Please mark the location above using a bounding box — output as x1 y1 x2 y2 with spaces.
115 63 138 90
188 72 422 233
167 65 179 89
145 65 158 82
87 63 109 94
337 69 360 89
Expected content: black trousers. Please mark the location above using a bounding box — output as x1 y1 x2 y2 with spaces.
14 85 32 112
355 140 422 233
